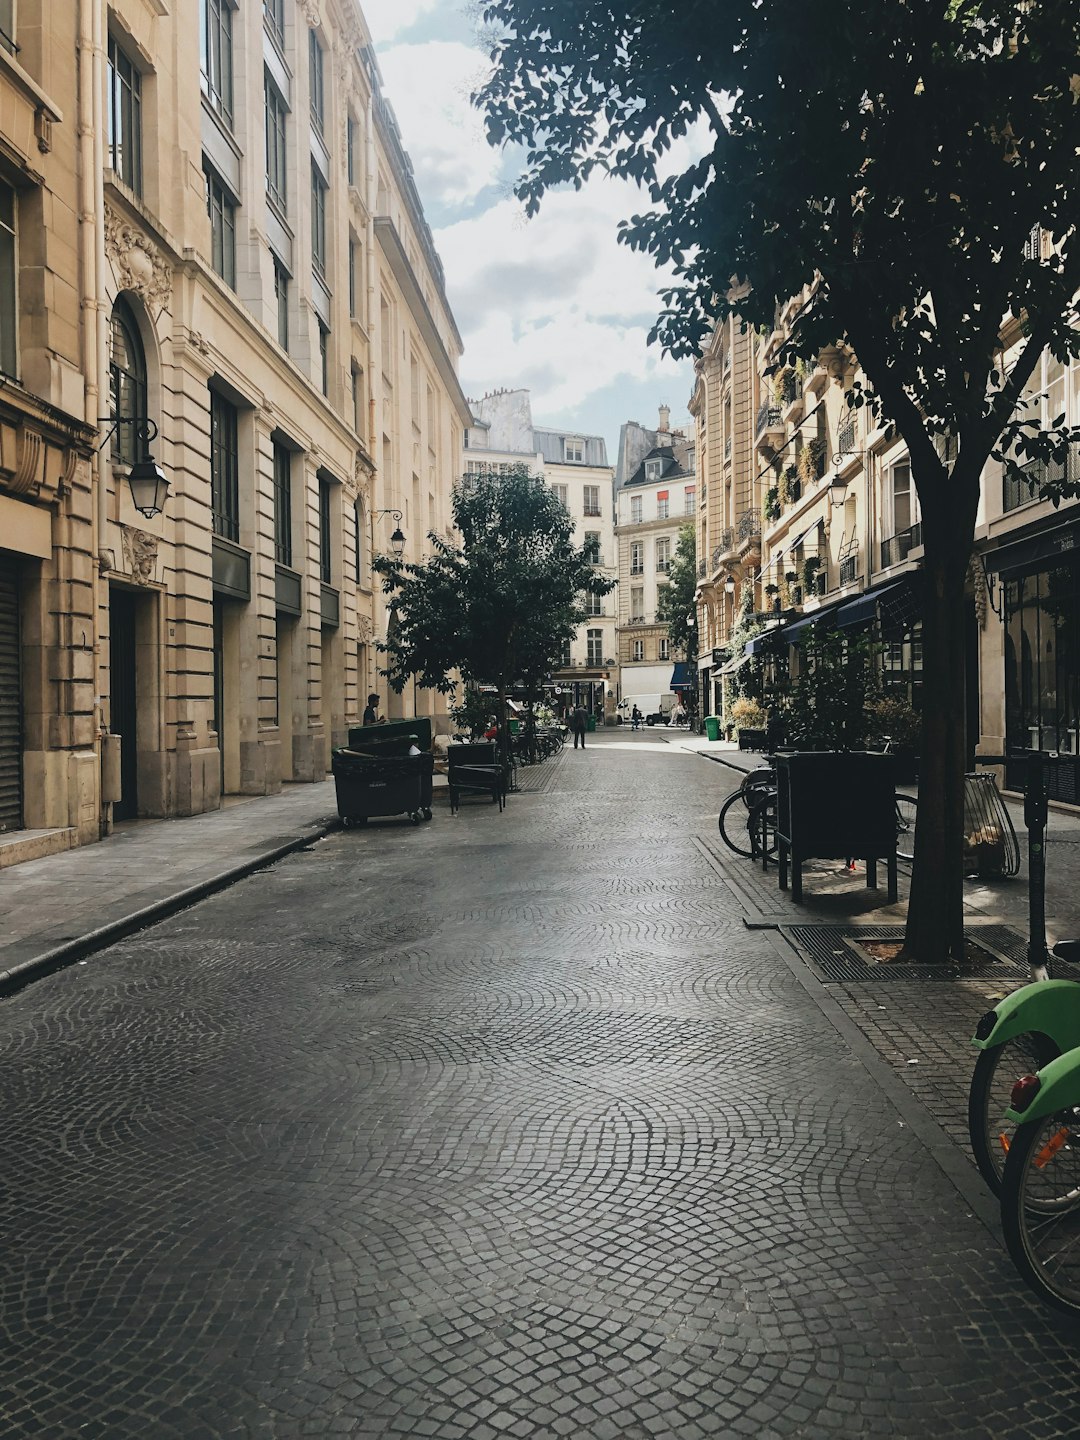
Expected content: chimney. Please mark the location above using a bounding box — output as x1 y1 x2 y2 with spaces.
658 404 670 433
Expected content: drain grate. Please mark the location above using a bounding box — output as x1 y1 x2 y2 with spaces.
783 923 1080 983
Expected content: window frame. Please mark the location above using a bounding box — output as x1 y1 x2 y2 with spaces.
272 440 292 567
582 484 600 517
264 71 288 217
310 161 327 280
264 0 285 51
204 162 237 288
564 437 584 463
630 540 643 575
633 639 644 662
107 33 143 196
586 628 603 666
309 29 325 136
109 297 148 467
630 494 642 523
318 475 333 584
273 257 289 350
318 321 329 396
0 180 16 379
201 0 234 129
210 388 240 542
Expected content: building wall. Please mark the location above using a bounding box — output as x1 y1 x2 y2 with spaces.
0 0 469 864
614 468 693 697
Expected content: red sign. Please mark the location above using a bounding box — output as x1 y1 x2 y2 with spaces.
656 490 669 500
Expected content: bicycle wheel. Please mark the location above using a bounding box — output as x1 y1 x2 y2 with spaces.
718 791 756 858
968 1033 1059 1195
895 793 918 861
747 797 779 859
1001 1110 1080 1316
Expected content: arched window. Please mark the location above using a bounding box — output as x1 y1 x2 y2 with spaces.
354 497 367 586
109 298 147 465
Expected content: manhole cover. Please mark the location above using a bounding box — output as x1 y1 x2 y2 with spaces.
783 923 1074 983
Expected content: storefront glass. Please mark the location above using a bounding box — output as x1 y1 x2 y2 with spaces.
1005 560 1080 801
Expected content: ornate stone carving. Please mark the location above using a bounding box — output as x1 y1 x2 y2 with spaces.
300 0 320 26
356 613 375 642
354 451 373 502
970 553 989 628
104 205 172 311
121 526 159 585
0 422 44 497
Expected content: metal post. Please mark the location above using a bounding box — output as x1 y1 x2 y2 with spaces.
1024 750 1051 981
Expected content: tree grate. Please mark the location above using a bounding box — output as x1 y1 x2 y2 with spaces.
782 923 1080 983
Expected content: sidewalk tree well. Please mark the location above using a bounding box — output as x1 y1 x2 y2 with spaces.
477 0 1080 962
373 467 615 737
656 523 698 668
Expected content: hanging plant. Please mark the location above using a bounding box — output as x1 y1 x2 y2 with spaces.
762 486 781 525
797 444 816 485
778 467 792 507
772 371 786 407
794 357 808 382
801 555 823 593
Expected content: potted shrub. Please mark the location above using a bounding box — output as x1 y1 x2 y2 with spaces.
730 696 768 751
864 694 921 782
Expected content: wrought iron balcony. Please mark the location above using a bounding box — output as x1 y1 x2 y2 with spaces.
755 403 782 439
697 560 707 578
737 509 761 544
879 522 923 570
711 529 735 569
839 556 858 587
838 416 856 456
1003 446 1080 514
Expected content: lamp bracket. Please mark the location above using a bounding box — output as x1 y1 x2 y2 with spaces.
97 416 158 454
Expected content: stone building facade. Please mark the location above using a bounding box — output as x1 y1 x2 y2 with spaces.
0 0 469 865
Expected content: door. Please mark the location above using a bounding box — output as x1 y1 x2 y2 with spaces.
110 588 139 820
0 558 22 832
213 599 225 790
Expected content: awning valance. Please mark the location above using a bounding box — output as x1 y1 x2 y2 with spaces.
669 662 694 690
983 521 1080 578
835 578 914 631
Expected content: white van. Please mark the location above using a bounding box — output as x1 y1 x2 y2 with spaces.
617 693 675 727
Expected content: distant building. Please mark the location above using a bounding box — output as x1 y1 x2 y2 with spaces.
615 404 693 492
615 410 697 710
465 390 616 713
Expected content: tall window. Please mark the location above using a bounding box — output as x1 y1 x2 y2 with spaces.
201 0 234 127
584 531 600 565
585 591 602 618
657 492 669 520
630 541 643 575
265 74 288 215
318 322 329 396
659 637 670 660
272 441 292 566
587 629 603 666
309 30 324 135
564 437 584 462
0 1 14 55
107 35 142 195
891 462 912 534
630 586 644 621
684 487 696 515
311 164 327 279
551 483 568 508
559 639 571 668
273 258 289 350
645 459 662 481
354 498 366 585
204 163 236 287
0 182 16 378
348 237 357 317
109 299 147 466
583 484 600 516
264 0 285 49
656 538 671 573
318 477 332 584
210 390 239 541
351 366 365 434
633 639 644 662
346 116 357 186
630 495 642 523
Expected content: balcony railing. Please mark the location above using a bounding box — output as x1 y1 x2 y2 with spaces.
839 556 858 587
1004 446 1080 514
630 564 643 575
712 529 735 568
756 403 782 438
879 522 922 570
737 509 761 544
838 417 856 456
697 560 707 578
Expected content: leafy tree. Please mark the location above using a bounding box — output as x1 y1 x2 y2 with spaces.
656 522 698 668
785 628 879 752
374 467 615 735
477 0 1080 962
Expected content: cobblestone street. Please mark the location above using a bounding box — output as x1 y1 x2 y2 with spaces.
4 734 1080 1438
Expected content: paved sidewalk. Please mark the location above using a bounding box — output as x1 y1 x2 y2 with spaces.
0 781 341 991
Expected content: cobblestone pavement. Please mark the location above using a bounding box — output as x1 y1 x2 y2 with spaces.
5 733 1080 1439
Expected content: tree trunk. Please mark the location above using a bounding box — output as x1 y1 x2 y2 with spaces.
904 541 972 964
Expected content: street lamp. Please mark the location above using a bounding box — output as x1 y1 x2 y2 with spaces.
829 473 848 507
98 416 170 519
372 508 406 556
724 574 736 596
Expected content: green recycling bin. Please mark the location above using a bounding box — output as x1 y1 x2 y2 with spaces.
587 715 597 732
704 715 721 742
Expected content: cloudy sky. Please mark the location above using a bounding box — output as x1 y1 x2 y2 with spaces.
362 0 700 465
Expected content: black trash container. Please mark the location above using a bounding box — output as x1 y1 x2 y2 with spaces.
332 748 434 827
773 751 898 902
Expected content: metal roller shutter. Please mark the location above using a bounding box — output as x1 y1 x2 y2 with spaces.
0 560 22 832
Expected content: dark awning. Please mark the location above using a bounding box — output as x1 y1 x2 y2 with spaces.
670 662 694 690
745 626 787 656
835 578 913 631
982 520 1080 578
784 599 846 642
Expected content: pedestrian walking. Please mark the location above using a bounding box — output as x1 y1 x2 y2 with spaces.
571 703 588 748
631 705 642 732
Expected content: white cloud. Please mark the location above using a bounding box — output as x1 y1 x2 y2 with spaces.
375 41 501 210
361 0 441 44
437 179 689 415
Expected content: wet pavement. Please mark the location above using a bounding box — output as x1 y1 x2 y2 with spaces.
3 733 1080 1437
